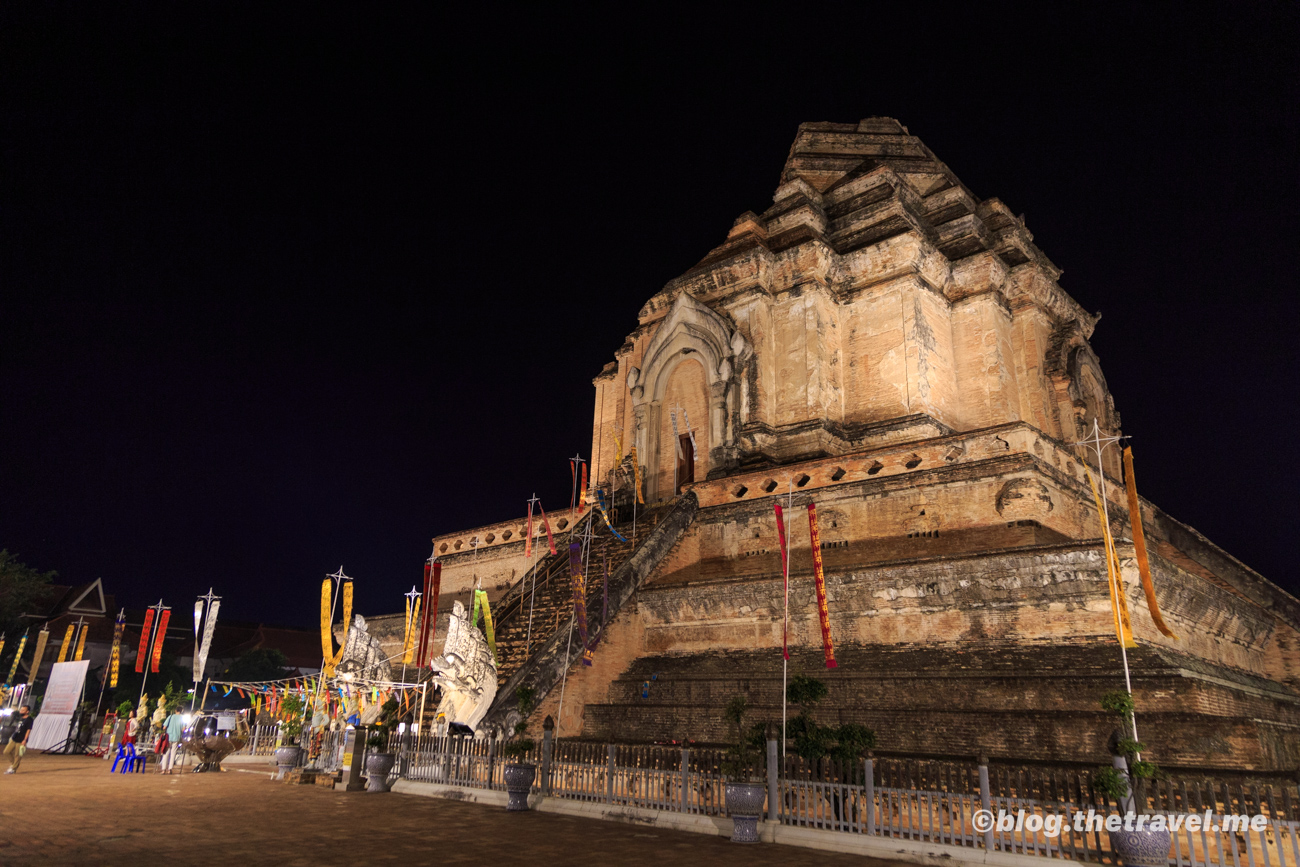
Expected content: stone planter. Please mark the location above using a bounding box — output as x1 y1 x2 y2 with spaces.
365 752 397 792
725 781 767 843
1109 827 1173 867
503 762 537 811
273 745 301 780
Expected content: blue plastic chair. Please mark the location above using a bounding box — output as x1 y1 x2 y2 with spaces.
111 743 135 773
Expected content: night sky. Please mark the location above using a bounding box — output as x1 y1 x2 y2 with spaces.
3 5 1297 626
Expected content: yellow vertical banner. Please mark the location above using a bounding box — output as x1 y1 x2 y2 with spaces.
332 581 353 672
320 579 335 676
55 623 75 664
630 446 644 504
477 590 497 664
27 630 50 684
74 623 89 661
1084 464 1138 649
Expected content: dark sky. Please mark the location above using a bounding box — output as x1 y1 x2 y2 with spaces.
3 5 1297 626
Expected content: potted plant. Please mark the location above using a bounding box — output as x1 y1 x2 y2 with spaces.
782 674 877 824
722 696 767 843
364 697 400 793
1094 691 1168 867
273 691 305 779
500 687 537 811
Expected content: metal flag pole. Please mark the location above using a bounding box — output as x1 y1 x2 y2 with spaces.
782 476 793 759
556 517 594 738
93 609 125 722
525 493 541 656
1077 419 1141 755
570 453 586 522
138 599 170 706
315 567 349 711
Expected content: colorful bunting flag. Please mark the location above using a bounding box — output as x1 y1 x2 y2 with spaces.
594 490 628 542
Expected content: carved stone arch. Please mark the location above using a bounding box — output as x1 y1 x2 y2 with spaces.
1046 324 1119 441
640 292 734 400
1066 344 1117 437
631 291 745 500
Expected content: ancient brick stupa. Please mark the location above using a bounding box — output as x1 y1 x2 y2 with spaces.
381 119 1299 772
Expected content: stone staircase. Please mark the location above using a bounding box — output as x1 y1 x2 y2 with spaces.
491 508 666 684
479 492 699 735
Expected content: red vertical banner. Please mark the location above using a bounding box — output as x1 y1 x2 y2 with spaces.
524 503 534 559
422 562 442 666
538 504 558 555
417 562 433 666
773 502 790 660
806 502 837 669
151 609 171 673
578 463 588 514
135 608 156 672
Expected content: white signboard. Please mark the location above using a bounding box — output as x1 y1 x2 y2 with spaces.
26 660 90 750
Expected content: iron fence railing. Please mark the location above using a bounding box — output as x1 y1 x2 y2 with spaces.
367 731 1298 867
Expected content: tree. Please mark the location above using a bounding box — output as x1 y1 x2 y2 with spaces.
0 549 57 637
222 648 290 683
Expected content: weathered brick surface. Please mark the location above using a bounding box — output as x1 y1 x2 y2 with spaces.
404 119 1300 773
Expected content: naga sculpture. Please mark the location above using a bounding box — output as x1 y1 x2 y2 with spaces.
336 614 391 683
428 600 497 733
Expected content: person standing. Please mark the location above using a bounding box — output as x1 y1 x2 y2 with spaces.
159 708 186 774
4 705 34 773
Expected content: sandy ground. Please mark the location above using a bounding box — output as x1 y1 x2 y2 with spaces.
0 753 906 866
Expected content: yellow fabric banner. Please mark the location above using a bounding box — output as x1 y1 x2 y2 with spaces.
73 623 88 661
1084 464 1138 649
320 579 334 676
55 623 75 664
630 446 644 504
26 629 48 686
477 590 497 664
1122 446 1178 639
402 597 420 665
332 581 353 673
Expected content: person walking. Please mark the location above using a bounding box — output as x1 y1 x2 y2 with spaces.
4 705 34 773
159 707 186 774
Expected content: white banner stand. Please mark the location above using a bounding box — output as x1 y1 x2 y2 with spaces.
27 660 90 751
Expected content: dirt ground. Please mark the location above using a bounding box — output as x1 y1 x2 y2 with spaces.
0 753 905 866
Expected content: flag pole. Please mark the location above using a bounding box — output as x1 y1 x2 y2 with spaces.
137 599 169 707
782 476 793 759
1079 419 1141 755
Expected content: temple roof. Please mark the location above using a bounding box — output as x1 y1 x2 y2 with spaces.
779 117 963 197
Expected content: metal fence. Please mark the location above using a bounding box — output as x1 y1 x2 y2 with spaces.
778 754 1300 867
367 731 1300 867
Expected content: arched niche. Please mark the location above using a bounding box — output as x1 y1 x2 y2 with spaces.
626 292 748 501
